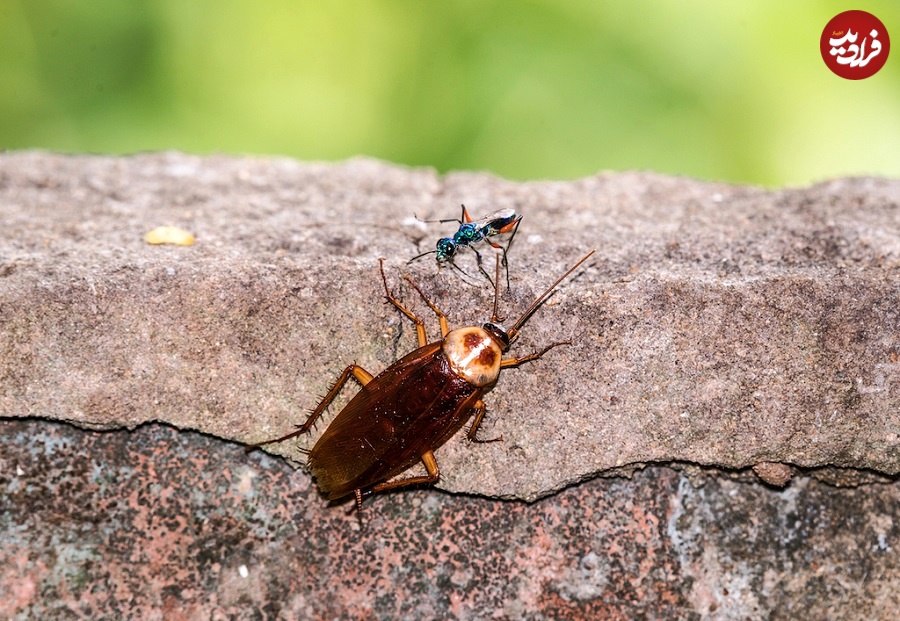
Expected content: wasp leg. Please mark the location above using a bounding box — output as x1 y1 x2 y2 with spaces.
380 258 429 347
244 364 374 451
487 217 520 290
500 341 572 368
448 257 482 286
468 246 496 287
482 241 511 291
467 400 503 443
460 204 473 223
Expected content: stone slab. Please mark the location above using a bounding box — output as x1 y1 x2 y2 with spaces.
1 152 898 500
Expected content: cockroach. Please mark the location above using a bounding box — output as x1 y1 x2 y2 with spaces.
246 250 594 511
409 205 522 287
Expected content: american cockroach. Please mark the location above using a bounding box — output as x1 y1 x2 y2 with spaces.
246 250 594 511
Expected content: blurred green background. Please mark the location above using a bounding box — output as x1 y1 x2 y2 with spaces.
1 0 898 187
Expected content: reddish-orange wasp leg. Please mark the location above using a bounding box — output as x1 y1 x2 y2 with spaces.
483 215 521 290
487 217 520 248
244 364 374 451
460 204 473 223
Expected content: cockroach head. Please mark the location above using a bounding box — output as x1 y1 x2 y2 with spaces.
482 322 510 351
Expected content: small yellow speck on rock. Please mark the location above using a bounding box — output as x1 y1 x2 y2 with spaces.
145 226 195 246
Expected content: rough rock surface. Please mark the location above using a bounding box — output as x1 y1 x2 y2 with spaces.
1 420 897 620
1 152 898 501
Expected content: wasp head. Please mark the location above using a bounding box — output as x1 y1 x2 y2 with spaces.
435 237 457 262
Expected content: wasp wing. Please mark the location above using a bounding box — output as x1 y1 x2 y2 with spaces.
468 208 519 234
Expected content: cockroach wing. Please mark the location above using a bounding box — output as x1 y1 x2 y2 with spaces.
308 342 483 500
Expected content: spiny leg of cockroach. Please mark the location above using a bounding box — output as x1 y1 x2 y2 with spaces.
456 341 573 448
381 257 452 339
401 274 450 338
244 364 374 451
361 450 441 502
379 258 429 347
466 399 503 444
346 450 442 518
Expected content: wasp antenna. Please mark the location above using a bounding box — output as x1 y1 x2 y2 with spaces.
414 212 463 225
508 250 595 339
407 249 438 263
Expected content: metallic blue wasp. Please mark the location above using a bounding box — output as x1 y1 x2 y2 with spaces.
410 205 522 286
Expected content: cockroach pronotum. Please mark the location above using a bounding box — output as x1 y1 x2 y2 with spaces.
246 250 595 511
409 204 522 287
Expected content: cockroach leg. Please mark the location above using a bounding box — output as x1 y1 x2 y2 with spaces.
366 450 441 495
499 341 572 368
380 258 429 347
244 363 374 451
354 489 364 516
402 274 450 337
466 399 503 443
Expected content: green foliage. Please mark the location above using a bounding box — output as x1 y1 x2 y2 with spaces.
1 0 898 186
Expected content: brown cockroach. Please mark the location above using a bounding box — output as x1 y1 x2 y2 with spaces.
246 250 594 510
